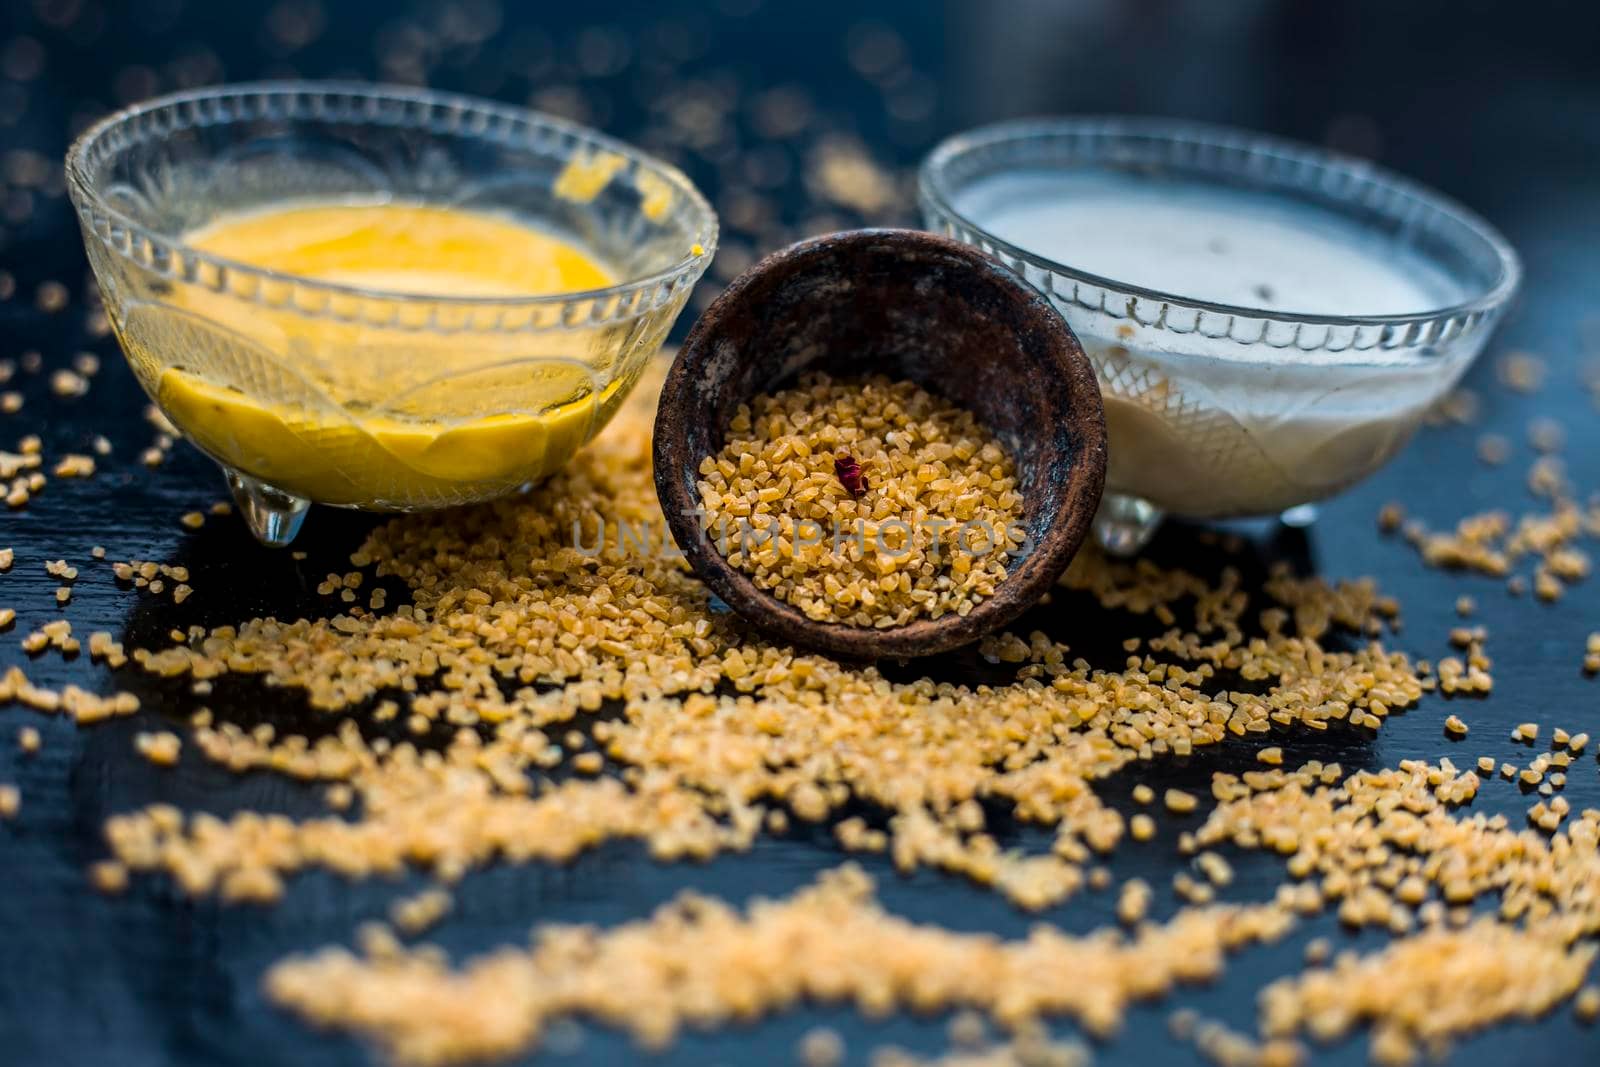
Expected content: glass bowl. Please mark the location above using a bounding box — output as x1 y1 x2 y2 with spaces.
919 117 1519 553
66 82 717 546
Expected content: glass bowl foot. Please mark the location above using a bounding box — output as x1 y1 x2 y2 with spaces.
226 469 310 548
1093 493 1164 557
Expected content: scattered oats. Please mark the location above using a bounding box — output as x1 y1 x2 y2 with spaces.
1496 350 1546 392
1256 747 1283 766
89 860 128 894
390 888 452 936
1196 851 1233 887
34 279 68 312
808 136 895 214
1261 920 1591 1065
1114 878 1152 926
1185 1017 1305 1067
0 391 20 414
1165 789 1199 815
50 368 88 397
52 453 95 477
947 1009 988 1049
876 1033 1088 1067
264 866 1292 1065
17 726 39 754
1475 434 1510 465
0 784 18 819
134 731 182 767
1577 987 1600 1025
1173 872 1214 905
1528 417 1565 453
797 1027 845 1067
1443 715 1468 737
1404 489 1590 600
180 511 205 530
0 451 39 479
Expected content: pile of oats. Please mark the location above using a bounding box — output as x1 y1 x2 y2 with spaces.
697 373 1025 628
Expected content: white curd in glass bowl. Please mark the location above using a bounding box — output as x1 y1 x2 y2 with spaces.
919 117 1519 552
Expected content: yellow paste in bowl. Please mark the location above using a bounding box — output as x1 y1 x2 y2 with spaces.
141 203 621 506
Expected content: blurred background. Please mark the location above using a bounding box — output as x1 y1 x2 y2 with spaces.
0 0 1596 330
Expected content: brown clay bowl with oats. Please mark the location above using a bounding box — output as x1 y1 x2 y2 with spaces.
653 228 1107 659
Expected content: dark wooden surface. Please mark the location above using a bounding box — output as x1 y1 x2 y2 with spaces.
1 2 1597 1065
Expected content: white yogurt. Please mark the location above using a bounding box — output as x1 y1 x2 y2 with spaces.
959 170 1465 316
952 169 1478 517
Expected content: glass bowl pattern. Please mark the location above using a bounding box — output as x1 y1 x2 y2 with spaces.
66 82 717 546
919 118 1519 553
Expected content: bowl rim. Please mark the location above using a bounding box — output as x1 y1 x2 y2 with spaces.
64 80 719 314
918 115 1521 331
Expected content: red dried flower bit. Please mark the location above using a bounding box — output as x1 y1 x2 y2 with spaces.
834 453 868 497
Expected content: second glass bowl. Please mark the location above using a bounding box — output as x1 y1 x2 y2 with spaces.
920 118 1520 553
67 82 717 546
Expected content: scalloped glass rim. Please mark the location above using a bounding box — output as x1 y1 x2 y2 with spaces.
64 81 719 327
918 116 1521 347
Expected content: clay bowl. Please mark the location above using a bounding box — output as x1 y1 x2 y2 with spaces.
653 228 1107 659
